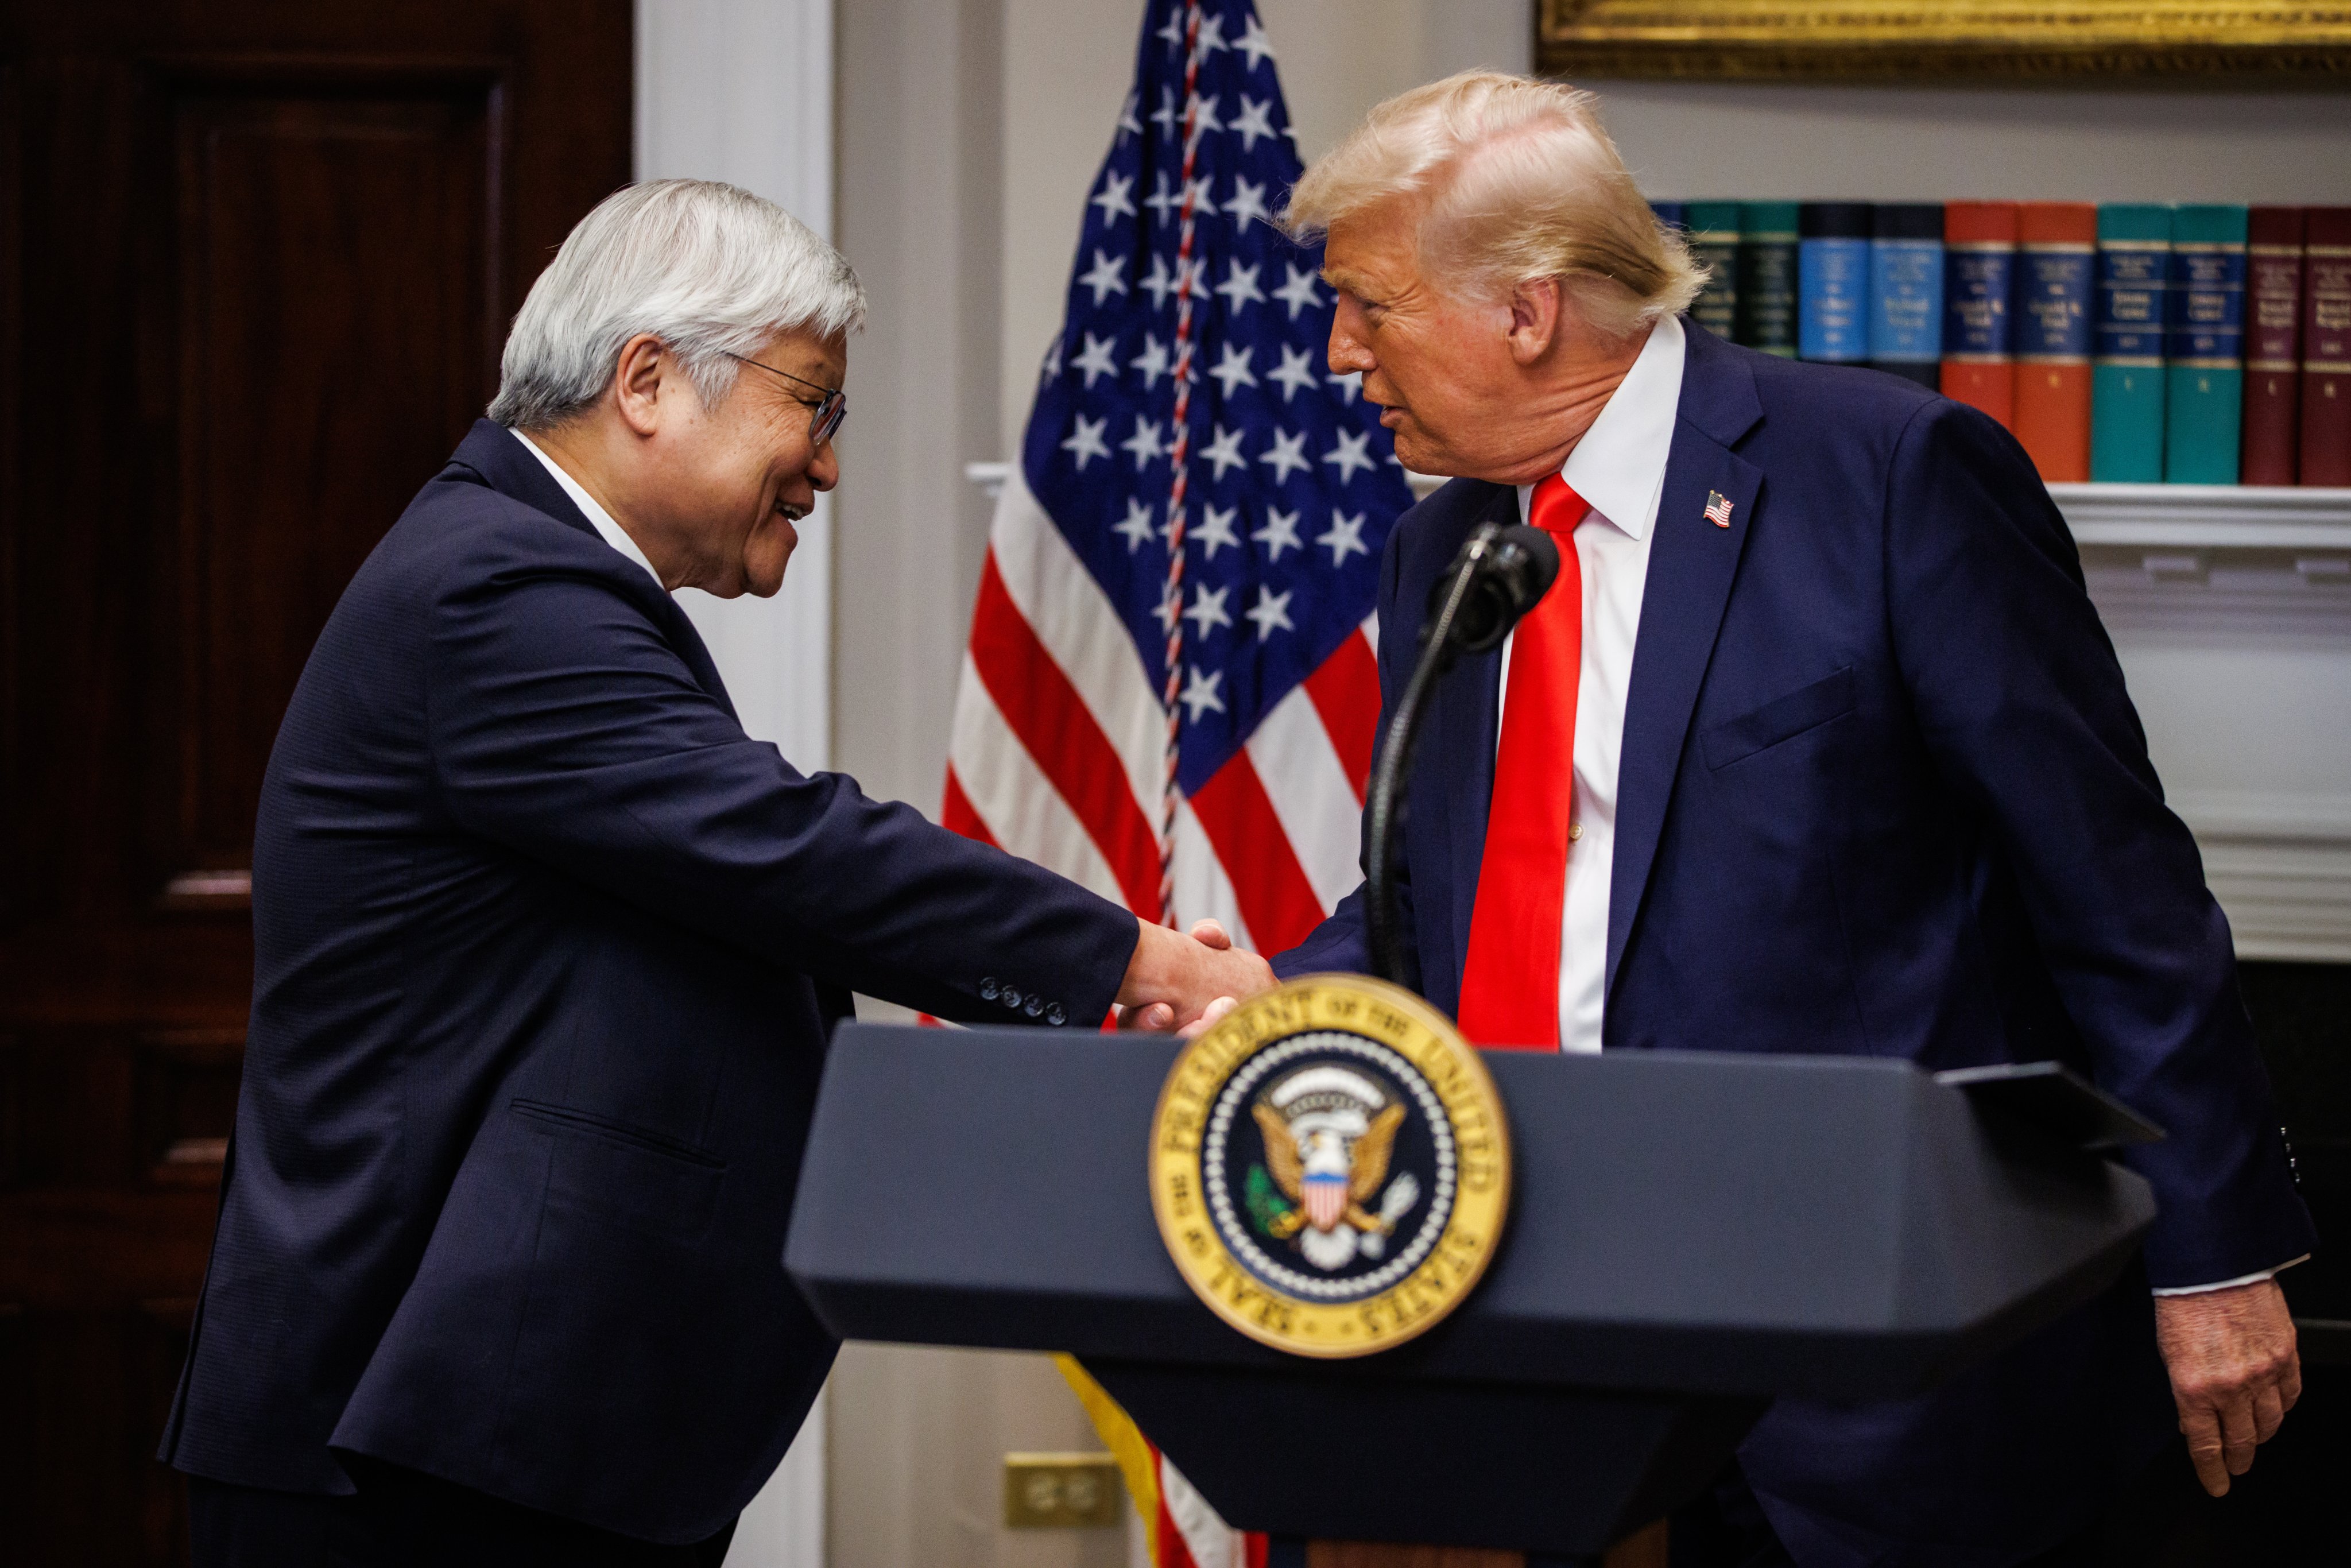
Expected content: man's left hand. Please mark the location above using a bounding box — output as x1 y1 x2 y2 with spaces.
2153 1276 2301 1496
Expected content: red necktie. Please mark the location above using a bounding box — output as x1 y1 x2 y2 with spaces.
1456 475 1587 1049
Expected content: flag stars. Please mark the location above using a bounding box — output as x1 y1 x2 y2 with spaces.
1121 415 1168 470
1200 423 1249 481
1267 344 1318 402
1179 666 1227 721
1140 254 1175 310
1061 413 1109 471
1090 172 1136 226
1222 175 1271 230
1207 343 1257 399
1190 12 1229 58
1258 427 1312 485
1114 498 1157 554
1216 260 1266 315
1151 87 1181 140
1231 95 1278 153
1132 332 1171 389
1236 14 1277 70
1323 428 1377 484
1252 506 1303 561
1116 91 1142 142
1078 249 1129 306
1146 173 1178 227
1319 509 1370 566
1194 504 1241 559
1156 11 1185 52
1246 586 1296 642
1184 584 1233 637
1274 264 1324 320
1184 94 1223 140
1070 331 1120 388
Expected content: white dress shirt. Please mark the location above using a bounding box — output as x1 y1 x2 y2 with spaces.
510 428 666 591
1494 312 1683 1055
1489 315 2291 1296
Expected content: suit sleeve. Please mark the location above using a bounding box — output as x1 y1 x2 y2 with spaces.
1883 401 2314 1286
1275 519 1420 991
423 549 1138 1028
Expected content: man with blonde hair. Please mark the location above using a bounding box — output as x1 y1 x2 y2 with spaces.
1274 73 2311 1565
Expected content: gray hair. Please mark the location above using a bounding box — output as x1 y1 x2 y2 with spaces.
489 178 867 429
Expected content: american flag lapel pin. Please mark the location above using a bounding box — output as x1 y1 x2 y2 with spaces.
1703 490 1734 528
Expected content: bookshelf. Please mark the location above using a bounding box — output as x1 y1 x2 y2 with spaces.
962 466 2351 959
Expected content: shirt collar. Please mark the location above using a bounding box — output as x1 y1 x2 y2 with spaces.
1516 312 1686 542
509 427 667 591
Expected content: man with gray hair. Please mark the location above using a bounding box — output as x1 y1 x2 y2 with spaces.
161 178 1270 1566
1271 73 2311 1564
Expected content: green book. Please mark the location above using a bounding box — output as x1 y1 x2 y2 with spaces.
1736 201 1800 357
2164 204 2248 484
2091 204 2170 482
1684 200 1742 341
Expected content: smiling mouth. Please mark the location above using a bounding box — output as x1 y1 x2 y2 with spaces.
777 501 810 523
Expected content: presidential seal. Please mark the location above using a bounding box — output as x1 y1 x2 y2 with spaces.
1148 974 1510 1358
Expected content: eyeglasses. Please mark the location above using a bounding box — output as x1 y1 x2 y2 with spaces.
723 351 847 446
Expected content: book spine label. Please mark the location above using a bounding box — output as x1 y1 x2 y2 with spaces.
2304 243 2351 485
2243 241 2303 486
2092 242 2168 482
1941 243 2014 425
2166 242 2247 483
1799 237 1870 361
1737 236 1799 357
2012 244 2094 481
1691 235 1740 340
1869 237 1944 371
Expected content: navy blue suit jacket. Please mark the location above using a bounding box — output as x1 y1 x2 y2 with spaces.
161 421 1141 1542
1276 326 2315 1559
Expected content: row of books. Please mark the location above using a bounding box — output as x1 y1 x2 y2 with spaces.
1649 200 2350 489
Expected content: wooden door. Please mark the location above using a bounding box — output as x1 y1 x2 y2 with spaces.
0 5 630 1561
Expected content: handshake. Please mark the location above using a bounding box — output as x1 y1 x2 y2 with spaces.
1116 916 1279 1036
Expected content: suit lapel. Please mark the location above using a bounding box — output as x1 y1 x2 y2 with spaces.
1605 330 1764 1002
1436 483 1521 983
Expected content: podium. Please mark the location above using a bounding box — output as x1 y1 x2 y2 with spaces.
785 1023 2156 1558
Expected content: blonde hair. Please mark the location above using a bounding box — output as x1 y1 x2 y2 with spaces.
1283 72 1703 339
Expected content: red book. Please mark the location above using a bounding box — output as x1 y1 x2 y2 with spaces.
2012 203 2096 483
2304 207 2351 487
1941 202 2018 427
2242 207 2305 485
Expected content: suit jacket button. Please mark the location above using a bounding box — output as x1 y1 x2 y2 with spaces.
979 977 1000 1000
1000 987 1022 1010
1024 996 1045 1019
1046 1003 1066 1026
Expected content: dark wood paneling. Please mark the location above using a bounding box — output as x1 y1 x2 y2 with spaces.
166 68 501 880
0 6 630 1563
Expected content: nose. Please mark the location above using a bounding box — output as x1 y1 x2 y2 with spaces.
808 438 839 492
1327 300 1376 376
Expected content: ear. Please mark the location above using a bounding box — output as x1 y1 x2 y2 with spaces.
1504 276 1563 366
610 333 669 438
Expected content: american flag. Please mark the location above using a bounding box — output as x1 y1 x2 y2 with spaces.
943 0 1413 965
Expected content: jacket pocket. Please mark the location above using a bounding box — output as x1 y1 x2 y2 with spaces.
1703 666 1858 771
511 1098 725 1238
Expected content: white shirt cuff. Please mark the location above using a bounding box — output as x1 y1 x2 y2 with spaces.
2150 1255 2310 1296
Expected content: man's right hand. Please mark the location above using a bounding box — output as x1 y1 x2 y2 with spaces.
1117 917 1275 1033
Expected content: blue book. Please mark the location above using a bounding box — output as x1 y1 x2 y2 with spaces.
1649 200 1686 231
2092 204 2170 482
1799 202 1872 363
1869 203 1945 388
2165 205 2248 484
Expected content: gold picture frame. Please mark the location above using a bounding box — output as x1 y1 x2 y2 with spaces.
1536 1 2351 84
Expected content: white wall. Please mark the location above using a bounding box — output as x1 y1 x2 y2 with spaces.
637 9 836 1564
640 0 838 777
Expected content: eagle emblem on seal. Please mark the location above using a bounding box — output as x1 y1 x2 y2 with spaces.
1246 1063 1423 1271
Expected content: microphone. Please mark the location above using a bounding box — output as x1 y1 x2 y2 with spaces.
1365 521 1566 986
1427 523 1561 657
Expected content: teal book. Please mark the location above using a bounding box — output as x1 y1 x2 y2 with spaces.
2165 205 2248 483
2091 204 2170 482
1684 200 1741 341
1736 201 1799 356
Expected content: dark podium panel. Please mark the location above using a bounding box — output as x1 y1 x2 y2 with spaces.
785 1024 2155 1554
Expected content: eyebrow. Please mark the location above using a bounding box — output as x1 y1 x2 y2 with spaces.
1321 265 1378 300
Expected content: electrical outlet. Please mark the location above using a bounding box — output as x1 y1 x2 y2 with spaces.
1002 1452 1122 1529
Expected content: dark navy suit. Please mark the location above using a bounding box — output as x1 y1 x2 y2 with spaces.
1275 325 2315 1562
162 421 1141 1544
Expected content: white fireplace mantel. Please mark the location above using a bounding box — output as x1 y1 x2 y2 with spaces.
964 467 2351 962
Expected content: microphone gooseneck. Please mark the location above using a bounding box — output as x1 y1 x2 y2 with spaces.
1364 522 1564 987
